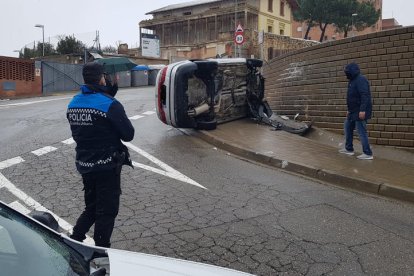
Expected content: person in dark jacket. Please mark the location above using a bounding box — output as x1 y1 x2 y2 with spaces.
339 62 373 160
67 62 135 247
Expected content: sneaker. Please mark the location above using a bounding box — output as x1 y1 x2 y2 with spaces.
357 154 374 160
338 149 355 156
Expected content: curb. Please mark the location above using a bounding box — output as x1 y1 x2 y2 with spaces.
195 130 414 204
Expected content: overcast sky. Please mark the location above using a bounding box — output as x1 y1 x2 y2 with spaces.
1 0 412 57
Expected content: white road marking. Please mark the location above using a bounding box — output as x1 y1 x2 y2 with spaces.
129 115 144 120
31 146 58 156
0 157 25 170
0 172 73 231
132 161 206 190
142 111 155 115
124 142 206 190
9 201 30 215
62 138 75 145
0 97 72 108
0 172 94 245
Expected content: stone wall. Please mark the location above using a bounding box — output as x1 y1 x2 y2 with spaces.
263 27 414 149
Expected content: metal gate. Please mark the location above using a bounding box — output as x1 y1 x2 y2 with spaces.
42 62 83 93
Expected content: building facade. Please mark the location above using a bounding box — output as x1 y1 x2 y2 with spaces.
139 0 300 62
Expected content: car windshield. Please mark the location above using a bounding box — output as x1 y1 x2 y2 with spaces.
0 205 89 276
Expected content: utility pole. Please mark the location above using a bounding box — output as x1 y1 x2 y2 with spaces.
234 0 238 57
351 13 358 37
35 24 45 56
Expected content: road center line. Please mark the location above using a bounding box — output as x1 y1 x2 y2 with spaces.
0 156 25 170
142 111 155 115
0 97 72 108
129 115 144 120
32 146 58 156
62 138 75 145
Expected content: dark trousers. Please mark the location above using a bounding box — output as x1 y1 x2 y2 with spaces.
71 169 121 248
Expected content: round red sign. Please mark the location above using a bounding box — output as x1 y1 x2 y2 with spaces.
234 32 244 45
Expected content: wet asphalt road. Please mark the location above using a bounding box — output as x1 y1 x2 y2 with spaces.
1 87 414 275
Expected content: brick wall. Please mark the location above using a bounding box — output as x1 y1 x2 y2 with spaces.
0 56 42 99
263 26 414 149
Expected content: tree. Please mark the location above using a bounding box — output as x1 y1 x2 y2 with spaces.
36 41 55 56
331 0 358 38
334 0 381 38
102 45 117 54
56 35 85 54
314 0 341 42
355 1 381 30
294 0 381 41
294 0 339 41
293 0 318 40
22 47 36 59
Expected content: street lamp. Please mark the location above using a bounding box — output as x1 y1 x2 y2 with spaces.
13 50 21 58
351 13 358 37
234 0 238 57
34 24 45 56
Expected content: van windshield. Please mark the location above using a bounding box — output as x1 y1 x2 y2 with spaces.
0 205 89 276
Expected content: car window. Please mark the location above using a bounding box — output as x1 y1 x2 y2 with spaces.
0 206 89 276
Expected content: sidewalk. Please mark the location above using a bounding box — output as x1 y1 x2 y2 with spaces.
191 119 414 203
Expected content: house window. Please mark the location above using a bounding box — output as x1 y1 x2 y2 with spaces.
268 0 273 12
267 19 274 33
279 22 285 35
280 1 285 16
183 11 191 16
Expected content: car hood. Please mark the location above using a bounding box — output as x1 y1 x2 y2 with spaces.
107 248 253 276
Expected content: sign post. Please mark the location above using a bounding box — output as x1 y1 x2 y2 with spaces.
234 23 244 57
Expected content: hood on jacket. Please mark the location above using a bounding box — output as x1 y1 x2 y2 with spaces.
344 62 360 80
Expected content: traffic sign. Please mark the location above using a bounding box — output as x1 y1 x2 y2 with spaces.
236 23 244 33
234 33 244 45
234 23 245 45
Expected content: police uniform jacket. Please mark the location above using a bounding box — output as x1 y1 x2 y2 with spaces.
67 84 134 174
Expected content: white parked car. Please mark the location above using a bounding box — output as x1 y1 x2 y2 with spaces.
0 200 253 275
155 58 265 130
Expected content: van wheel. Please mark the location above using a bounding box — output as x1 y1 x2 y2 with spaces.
196 119 217 130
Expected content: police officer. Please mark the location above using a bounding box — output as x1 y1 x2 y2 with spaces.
67 62 134 247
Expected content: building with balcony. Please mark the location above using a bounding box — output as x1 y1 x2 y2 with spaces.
139 0 303 62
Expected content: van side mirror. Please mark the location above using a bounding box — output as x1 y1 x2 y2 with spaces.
31 211 59 231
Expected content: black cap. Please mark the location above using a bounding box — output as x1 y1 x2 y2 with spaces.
82 62 104 85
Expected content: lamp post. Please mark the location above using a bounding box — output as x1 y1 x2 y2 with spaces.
351 13 358 37
34 24 45 56
13 50 21 58
234 0 238 57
